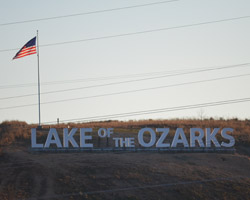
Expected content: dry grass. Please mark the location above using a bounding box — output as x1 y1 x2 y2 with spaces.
0 120 29 146
0 119 249 199
1 118 250 147
0 118 249 157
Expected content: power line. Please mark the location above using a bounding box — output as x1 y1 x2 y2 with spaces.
0 63 249 100
0 64 242 90
0 66 221 89
43 97 250 124
1 15 250 53
1 73 249 110
0 0 179 26
38 16 250 48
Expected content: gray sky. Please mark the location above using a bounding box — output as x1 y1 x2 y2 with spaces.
0 0 250 124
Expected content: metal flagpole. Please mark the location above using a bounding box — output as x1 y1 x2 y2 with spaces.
36 30 41 128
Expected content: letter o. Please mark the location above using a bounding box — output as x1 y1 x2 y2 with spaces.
138 128 156 147
98 128 107 138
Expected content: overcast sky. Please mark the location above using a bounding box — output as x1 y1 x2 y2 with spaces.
0 0 250 124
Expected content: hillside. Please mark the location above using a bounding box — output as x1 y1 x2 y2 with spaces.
0 119 249 199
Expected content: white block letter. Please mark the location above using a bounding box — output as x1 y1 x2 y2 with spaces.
107 128 114 137
190 128 205 147
138 128 156 147
44 128 62 148
80 128 93 148
63 128 79 148
171 128 189 148
206 128 220 147
156 128 170 148
31 128 43 148
113 138 120 147
221 128 235 147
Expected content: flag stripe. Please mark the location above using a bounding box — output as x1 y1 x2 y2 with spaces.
13 49 37 59
13 37 37 60
17 49 36 55
15 51 37 59
13 47 36 59
16 49 36 56
18 46 36 53
16 47 36 55
16 51 36 56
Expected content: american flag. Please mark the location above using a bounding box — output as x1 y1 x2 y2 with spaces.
13 37 37 59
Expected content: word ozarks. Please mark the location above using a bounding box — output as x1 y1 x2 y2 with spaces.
31 127 235 149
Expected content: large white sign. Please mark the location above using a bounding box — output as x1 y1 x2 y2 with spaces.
31 127 235 148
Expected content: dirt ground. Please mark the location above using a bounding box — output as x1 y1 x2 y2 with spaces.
0 142 250 200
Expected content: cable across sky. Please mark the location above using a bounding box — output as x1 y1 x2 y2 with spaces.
0 0 179 26
0 62 249 100
1 72 249 110
2 63 249 90
1 0 249 123
1 15 250 53
0 64 230 89
43 97 250 124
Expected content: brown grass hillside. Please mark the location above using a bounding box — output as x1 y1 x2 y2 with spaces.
0 119 249 200
0 118 249 154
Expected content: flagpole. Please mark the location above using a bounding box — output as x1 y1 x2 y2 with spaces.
37 30 41 128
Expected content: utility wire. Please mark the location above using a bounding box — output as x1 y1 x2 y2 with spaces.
42 97 250 123
0 63 249 100
0 64 242 90
0 0 179 26
0 66 219 89
1 15 250 53
1 73 249 110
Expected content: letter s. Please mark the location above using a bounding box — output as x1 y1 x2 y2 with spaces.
221 128 235 147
